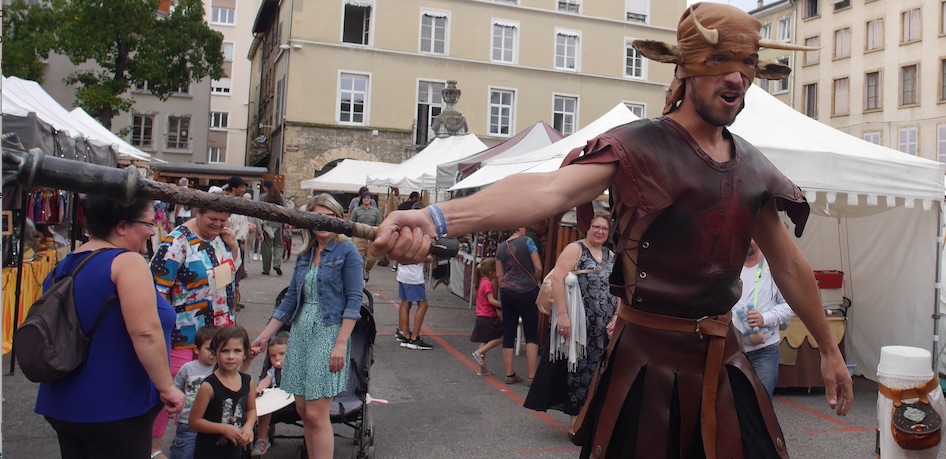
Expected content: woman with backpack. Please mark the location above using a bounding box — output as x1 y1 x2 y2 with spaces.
34 195 184 459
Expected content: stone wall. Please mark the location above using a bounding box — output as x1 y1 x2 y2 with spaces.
281 123 414 202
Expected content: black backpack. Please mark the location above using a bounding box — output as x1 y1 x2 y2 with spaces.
14 248 125 383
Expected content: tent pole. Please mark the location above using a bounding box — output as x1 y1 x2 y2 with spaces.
468 232 479 310
933 202 944 376
7 192 30 376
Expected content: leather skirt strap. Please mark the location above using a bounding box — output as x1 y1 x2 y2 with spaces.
879 377 941 407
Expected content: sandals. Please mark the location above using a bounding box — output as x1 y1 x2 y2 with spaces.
477 366 494 376
250 438 271 456
471 350 486 366
505 373 523 384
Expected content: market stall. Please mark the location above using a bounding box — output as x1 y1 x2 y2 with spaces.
301 159 398 195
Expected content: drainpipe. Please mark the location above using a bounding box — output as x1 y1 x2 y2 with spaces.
277 0 294 176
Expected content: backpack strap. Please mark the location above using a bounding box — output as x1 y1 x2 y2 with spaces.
62 248 129 337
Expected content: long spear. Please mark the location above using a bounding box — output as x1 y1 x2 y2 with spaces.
2 147 459 255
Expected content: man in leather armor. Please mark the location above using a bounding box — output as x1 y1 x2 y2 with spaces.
371 3 853 458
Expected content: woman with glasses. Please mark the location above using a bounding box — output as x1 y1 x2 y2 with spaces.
36 195 184 459
149 206 241 457
524 209 617 437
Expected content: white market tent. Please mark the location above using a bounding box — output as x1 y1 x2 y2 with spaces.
300 159 398 195
729 85 946 380
435 121 564 189
367 134 487 191
3 76 155 163
449 103 639 190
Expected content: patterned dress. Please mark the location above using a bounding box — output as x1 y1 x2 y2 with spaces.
281 266 351 400
567 241 616 413
524 241 616 416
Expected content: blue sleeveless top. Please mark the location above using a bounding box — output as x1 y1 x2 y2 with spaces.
35 249 175 422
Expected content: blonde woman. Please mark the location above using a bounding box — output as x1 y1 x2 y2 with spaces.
250 194 363 459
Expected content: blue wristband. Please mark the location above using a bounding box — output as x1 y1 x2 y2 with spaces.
426 204 448 237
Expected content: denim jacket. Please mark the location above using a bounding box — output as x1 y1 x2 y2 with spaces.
272 238 364 325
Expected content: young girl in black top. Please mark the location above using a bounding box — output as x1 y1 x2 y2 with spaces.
189 325 257 459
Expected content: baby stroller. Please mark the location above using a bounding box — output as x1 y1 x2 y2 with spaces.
259 287 377 459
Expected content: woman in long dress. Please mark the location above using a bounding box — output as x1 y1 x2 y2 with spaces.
525 210 617 434
251 194 364 459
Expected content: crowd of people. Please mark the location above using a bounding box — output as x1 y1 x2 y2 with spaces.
31 3 858 458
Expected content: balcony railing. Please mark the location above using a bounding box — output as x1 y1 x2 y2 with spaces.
626 12 647 23
558 1 580 13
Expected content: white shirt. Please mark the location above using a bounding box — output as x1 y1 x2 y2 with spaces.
731 258 795 352
396 263 425 285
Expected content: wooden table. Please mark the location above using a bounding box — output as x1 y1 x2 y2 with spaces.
776 315 847 389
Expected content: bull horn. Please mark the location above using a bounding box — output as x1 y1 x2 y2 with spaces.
690 8 718 45
758 38 820 51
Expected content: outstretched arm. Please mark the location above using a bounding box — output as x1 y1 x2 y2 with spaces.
752 201 853 415
372 162 617 263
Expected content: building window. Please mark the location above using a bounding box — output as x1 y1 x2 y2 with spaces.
941 1 946 35
491 21 518 64
834 0 851 11
834 28 850 59
555 30 580 71
488 88 515 136
167 116 190 150
625 0 647 23
866 18 884 51
553 95 578 136
342 3 371 45
208 147 225 164
171 84 189 95
625 39 645 79
940 59 946 101
864 131 881 145
938 125 946 162
803 83 818 118
339 72 368 124
131 114 153 148
416 80 444 145
865 72 881 111
778 17 791 42
775 57 790 93
898 127 918 155
211 7 235 25
902 8 921 43
275 75 286 126
802 0 819 19
210 112 229 129
901 64 919 106
624 102 645 118
832 78 849 115
221 42 234 61
420 11 447 54
558 0 580 14
211 78 231 94
804 36 820 65
760 22 772 40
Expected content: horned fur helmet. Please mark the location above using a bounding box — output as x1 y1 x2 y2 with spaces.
632 2 817 115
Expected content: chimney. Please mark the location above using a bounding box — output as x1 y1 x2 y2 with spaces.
757 0 764 9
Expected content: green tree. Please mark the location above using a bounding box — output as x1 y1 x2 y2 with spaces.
6 0 225 129
2 0 58 83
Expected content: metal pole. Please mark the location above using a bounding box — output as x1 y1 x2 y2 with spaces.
7 192 30 375
932 201 943 374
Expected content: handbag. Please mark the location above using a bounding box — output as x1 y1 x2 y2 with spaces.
536 243 608 316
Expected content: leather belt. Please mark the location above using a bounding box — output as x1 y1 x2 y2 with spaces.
878 377 940 406
618 306 732 459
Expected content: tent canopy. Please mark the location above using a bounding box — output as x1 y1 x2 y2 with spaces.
367 134 487 191
435 121 563 189
450 103 639 190
731 85 943 214
300 159 398 194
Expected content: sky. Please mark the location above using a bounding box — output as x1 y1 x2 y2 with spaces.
687 0 759 12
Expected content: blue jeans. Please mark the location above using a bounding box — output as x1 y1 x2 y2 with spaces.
170 423 197 459
746 343 780 400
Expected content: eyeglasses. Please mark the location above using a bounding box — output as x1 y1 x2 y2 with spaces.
590 225 610 232
131 220 156 229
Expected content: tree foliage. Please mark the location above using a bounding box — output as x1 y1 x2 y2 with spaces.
2 0 58 83
5 0 225 129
